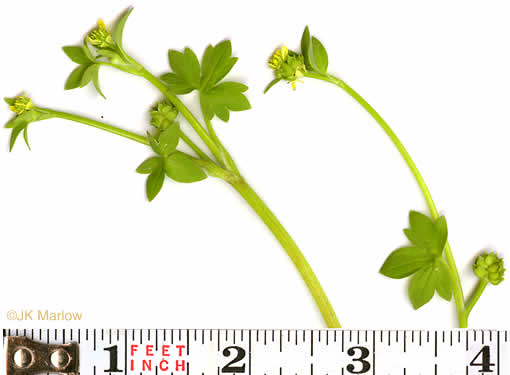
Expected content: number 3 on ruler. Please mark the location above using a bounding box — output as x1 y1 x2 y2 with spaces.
347 346 371 374
221 346 246 373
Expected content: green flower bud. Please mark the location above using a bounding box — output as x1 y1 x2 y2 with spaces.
268 46 306 90
473 252 505 285
10 94 34 115
149 102 179 130
88 20 115 49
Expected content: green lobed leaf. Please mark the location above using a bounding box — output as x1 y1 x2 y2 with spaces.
136 157 162 174
9 123 27 151
82 40 96 62
409 266 436 310
62 46 91 64
379 246 435 279
434 215 448 254
23 126 31 150
404 211 448 255
167 48 201 92
300 26 314 71
161 73 195 95
147 131 161 154
164 152 207 183
434 259 452 301
92 67 106 99
80 64 100 88
408 259 452 309
200 82 251 122
146 167 165 202
311 36 328 73
200 40 238 91
158 122 180 156
113 8 134 59
65 65 90 90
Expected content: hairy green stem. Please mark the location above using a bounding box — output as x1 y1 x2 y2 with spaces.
39 107 340 327
304 71 467 327
465 279 488 317
230 178 341 328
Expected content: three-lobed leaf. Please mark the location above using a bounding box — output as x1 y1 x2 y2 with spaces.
379 246 434 279
200 82 250 122
158 123 180 156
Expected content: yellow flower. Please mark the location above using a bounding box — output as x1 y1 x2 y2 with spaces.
87 20 115 49
10 94 34 115
268 46 289 70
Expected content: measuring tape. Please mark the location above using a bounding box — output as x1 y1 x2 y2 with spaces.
2 329 508 375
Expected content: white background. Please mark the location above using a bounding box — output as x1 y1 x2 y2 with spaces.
0 0 509 329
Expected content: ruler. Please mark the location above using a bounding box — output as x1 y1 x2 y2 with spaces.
2 329 508 375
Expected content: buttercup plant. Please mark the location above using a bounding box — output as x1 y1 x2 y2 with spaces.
266 27 505 327
4 10 505 329
4 9 341 328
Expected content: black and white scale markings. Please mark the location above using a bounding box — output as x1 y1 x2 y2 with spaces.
2 329 509 375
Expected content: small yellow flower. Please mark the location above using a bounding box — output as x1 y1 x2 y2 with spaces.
10 94 34 115
88 19 115 49
268 46 289 70
267 46 306 91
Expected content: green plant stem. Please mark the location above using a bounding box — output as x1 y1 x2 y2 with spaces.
304 71 467 328
39 108 150 146
230 178 341 328
204 117 240 175
465 279 489 317
179 130 211 161
40 106 341 327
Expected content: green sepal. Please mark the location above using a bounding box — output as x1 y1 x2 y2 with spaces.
4 97 15 105
200 40 238 92
200 82 251 122
379 246 435 279
264 78 281 94
146 166 165 202
62 46 92 64
136 157 163 174
164 151 207 183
